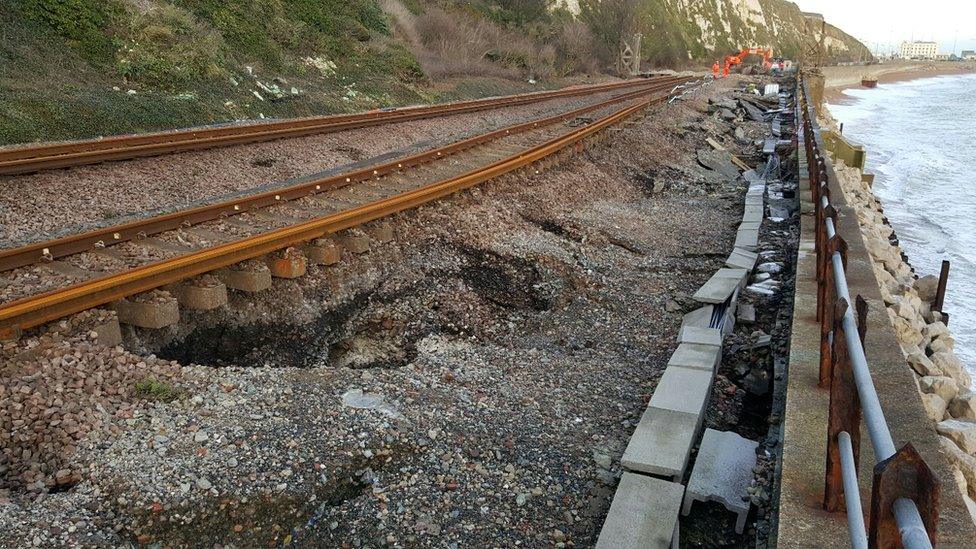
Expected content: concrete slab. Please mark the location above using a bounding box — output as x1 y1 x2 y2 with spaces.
621 407 700 481
677 326 723 347
742 206 764 224
682 429 758 534
667 343 720 375
649 366 714 416
726 248 759 271
596 473 683 549
734 228 759 251
681 306 715 329
693 268 748 304
737 303 756 323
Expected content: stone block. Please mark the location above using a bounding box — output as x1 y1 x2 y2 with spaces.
621 407 700 481
366 222 394 243
649 366 714 417
267 248 307 279
677 326 723 347
337 232 371 254
218 265 272 293
91 317 123 347
304 238 343 265
682 429 758 534
596 473 683 549
169 280 228 310
111 296 179 329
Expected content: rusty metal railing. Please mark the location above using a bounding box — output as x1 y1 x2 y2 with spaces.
797 78 940 548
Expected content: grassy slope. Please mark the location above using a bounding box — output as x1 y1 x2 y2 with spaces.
0 0 431 144
0 0 870 145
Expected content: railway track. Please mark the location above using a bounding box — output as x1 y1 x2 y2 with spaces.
0 75 697 339
0 78 671 176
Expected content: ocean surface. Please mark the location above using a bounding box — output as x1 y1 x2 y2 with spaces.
828 73 976 376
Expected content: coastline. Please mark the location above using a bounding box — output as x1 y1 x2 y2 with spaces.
818 106 976 520
822 60 976 103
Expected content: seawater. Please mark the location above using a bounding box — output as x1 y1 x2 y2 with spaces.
828 73 976 376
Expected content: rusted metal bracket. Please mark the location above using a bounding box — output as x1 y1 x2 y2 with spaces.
868 443 940 548
824 298 862 512
933 259 950 313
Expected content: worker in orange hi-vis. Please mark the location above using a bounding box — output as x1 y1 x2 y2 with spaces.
712 61 720 79
723 61 730 78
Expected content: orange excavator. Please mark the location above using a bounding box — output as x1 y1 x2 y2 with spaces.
722 47 774 74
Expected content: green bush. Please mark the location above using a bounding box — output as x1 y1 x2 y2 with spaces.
135 378 181 402
117 5 227 88
18 0 123 62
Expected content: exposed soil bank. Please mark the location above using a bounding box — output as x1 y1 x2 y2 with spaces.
0 79 767 546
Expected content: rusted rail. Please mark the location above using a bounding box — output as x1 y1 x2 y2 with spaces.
0 78 670 175
798 77 938 549
0 77 696 338
0 77 686 273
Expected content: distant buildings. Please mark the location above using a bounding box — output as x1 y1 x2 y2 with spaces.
900 41 939 59
962 50 976 60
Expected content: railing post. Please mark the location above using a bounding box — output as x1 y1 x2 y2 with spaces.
825 297 862 512
819 235 847 387
868 444 940 548
933 260 950 313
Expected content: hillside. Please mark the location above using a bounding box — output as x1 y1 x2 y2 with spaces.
0 0 869 145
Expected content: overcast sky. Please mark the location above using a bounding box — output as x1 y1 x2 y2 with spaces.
796 0 976 54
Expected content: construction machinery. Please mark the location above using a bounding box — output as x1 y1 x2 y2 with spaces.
724 47 774 73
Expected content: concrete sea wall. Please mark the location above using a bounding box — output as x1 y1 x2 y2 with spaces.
822 119 976 520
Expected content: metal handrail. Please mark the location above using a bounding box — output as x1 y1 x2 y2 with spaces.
797 78 936 548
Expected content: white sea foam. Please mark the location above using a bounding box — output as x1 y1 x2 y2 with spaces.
829 73 976 375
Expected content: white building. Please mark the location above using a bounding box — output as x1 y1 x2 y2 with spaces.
900 41 939 59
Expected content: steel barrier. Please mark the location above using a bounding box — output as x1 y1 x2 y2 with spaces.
797 78 940 548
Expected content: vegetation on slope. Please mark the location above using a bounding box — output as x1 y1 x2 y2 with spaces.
0 0 871 145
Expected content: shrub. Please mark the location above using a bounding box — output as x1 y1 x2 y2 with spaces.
18 0 123 63
117 4 227 88
135 378 181 401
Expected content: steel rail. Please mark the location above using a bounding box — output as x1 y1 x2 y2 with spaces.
798 79 933 549
0 80 691 336
0 78 671 175
0 77 688 273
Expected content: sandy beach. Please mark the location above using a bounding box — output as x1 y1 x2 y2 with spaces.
823 60 976 102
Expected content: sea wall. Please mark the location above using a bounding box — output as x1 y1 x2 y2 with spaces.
822 116 976 518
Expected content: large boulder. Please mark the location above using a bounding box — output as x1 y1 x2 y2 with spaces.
916 275 940 303
891 315 924 349
950 393 976 421
907 349 939 377
937 419 976 455
923 393 948 422
940 436 976 500
920 375 960 403
930 351 972 389
922 322 950 346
